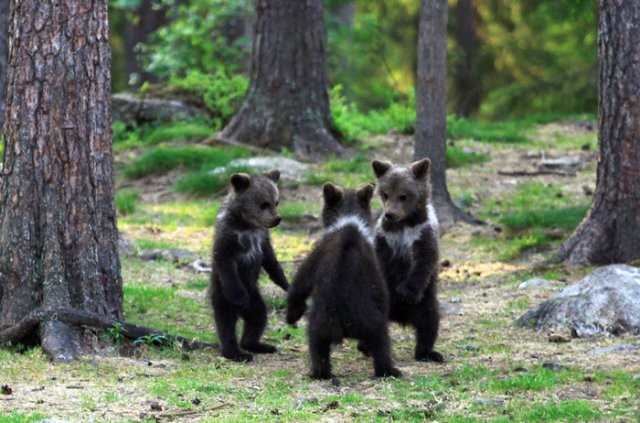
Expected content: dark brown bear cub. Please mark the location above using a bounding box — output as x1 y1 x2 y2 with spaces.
371 158 444 362
209 170 289 362
286 182 401 380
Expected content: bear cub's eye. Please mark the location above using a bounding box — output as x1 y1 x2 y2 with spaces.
382 193 389 200
260 202 270 210
398 194 407 202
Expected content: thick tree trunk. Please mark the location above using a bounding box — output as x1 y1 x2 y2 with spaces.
559 1 640 267
0 0 8 130
415 0 481 227
219 0 345 160
453 0 480 117
0 0 122 361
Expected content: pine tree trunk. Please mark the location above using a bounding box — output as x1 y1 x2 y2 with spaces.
415 0 480 227
453 0 480 117
0 0 122 361
0 0 9 130
559 0 640 267
219 0 345 160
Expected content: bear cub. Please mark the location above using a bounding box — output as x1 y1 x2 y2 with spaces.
286 182 401 379
371 158 444 362
209 170 289 362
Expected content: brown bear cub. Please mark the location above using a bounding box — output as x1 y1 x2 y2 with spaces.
209 170 289 362
286 182 401 380
371 158 444 362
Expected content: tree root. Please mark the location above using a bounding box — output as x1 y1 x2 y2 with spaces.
0 307 218 353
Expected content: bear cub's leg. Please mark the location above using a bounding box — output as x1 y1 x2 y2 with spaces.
213 297 253 362
239 292 277 354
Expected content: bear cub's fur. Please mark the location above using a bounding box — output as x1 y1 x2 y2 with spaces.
286 182 401 379
371 158 444 362
209 170 289 362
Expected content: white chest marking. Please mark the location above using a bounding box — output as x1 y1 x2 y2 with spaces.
237 230 265 262
375 204 439 257
325 215 374 245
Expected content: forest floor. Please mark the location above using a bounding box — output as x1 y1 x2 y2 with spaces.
1 120 639 422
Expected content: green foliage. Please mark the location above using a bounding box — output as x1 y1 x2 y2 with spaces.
123 145 249 179
501 205 589 232
133 333 176 349
143 0 251 78
168 71 249 130
331 85 415 143
0 412 48 423
115 188 140 216
103 322 127 346
515 400 602 421
472 1 597 119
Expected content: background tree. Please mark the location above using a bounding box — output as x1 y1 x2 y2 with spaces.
558 0 640 267
219 0 344 160
452 0 480 117
0 0 122 361
0 0 8 130
415 0 479 226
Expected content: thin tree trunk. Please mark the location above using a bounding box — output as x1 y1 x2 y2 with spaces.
0 0 122 361
123 0 168 87
453 0 480 117
415 0 481 227
219 0 345 160
559 0 640 267
0 0 9 130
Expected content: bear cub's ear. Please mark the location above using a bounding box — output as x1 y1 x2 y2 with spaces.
230 173 252 192
264 169 280 183
371 160 393 178
322 182 343 205
357 183 374 204
410 158 431 180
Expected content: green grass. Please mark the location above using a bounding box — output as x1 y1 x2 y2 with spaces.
500 205 589 232
142 120 214 146
123 145 249 179
0 413 48 423
513 400 602 421
115 188 140 216
446 146 490 168
447 116 533 143
173 164 252 197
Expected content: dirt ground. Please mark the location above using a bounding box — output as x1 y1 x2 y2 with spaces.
2 122 639 421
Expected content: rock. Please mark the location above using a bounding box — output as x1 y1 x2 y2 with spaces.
139 249 200 264
537 156 582 173
542 362 568 372
118 234 137 258
211 156 310 181
112 92 209 126
473 398 505 408
518 277 554 290
516 265 640 337
588 343 640 355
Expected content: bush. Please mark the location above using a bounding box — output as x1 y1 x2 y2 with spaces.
123 146 249 179
116 188 140 216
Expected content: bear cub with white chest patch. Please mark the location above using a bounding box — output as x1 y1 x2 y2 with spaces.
286 182 401 380
209 170 289 362
372 158 444 362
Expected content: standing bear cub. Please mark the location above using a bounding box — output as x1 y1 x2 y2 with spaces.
371 158 444 362
286 182 401 380
209 170 289 362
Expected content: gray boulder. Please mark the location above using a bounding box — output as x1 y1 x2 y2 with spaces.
211 156 310 181
516 264 640 337
112 92 209 126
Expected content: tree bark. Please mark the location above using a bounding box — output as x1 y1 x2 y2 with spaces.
0 0 122 361
0 0 9 130
453 0 480 117
219 0 345 160
558 0 640 267
415 0 481 227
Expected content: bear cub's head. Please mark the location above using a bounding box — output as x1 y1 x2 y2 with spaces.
227 170 282 229
321 182 375 228
371 158 432 224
